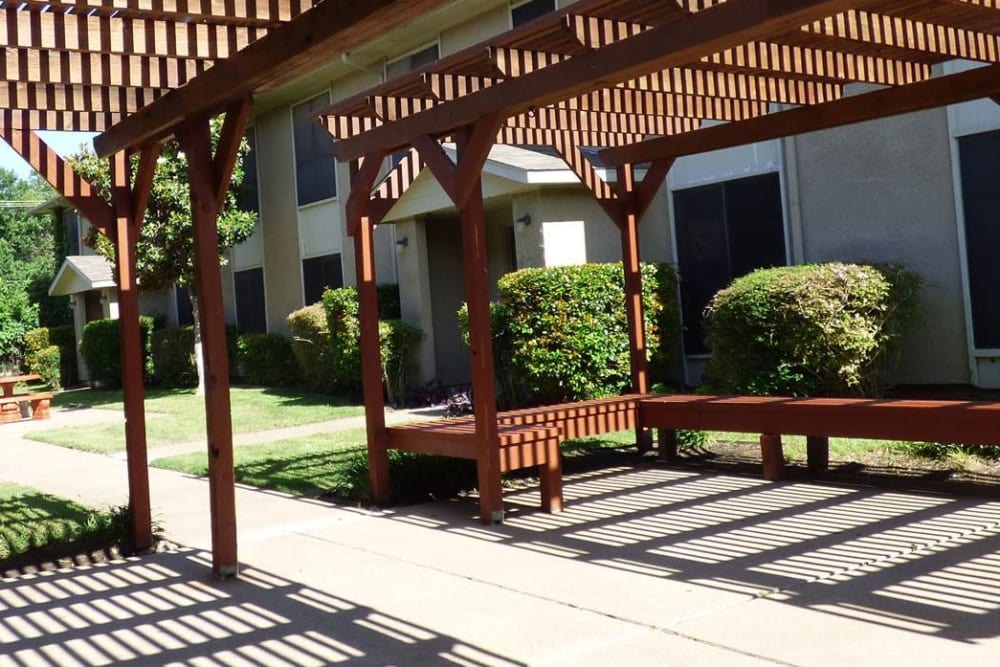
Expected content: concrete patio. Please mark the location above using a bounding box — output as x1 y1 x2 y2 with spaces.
3 408 1000 665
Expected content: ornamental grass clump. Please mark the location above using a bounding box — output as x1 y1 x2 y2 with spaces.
703 263 921 397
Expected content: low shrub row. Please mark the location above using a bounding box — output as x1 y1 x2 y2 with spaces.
80 316 155 387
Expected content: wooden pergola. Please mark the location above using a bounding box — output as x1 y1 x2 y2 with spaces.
315 0 1000 524
10 0 1000 575
1 0 453 578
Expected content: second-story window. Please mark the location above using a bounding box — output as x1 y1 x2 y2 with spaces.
292 92 337 206
511 0 555 27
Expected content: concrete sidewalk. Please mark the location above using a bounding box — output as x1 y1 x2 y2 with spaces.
4 415 1000 664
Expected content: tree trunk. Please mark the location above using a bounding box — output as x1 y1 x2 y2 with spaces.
190 288 206 397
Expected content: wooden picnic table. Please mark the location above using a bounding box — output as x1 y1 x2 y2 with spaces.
0 373 50 423
0 373 40 397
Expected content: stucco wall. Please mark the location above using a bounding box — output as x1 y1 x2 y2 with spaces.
791 109 969 385
255 107 303 334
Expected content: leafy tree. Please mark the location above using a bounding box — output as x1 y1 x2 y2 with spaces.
0 168 57 372
71 119 257 392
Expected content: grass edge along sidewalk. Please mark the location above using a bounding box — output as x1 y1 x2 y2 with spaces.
27 386 366 454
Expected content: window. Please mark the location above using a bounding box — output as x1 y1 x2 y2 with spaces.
237 128 259 214
64 210 80 255
234 268 267 334
292 93 337 206
958 129 1000 349
511 0 555 27
302 253 344 306
175 286 194 327
673 172 786 354
385 43 440 81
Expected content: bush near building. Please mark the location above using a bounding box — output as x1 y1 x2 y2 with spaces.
23 327 61 389
285 286 421 405
704 263 922 397
236 333 298 386
151 327 197 387
80 316 155 387
461 262 681 408
48 325 77 387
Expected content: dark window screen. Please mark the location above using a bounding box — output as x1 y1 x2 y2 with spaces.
65 212 80 255
959 130 1000 349
293 94 337 206
674 172 786 354
175 286 194 327
512 0 554 27
234 268 267 334
302 253 344 306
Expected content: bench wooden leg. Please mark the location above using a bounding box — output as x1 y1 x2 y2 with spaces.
636 426 653 454
658 428 678 462
30 398 51 420
0 403 21 423
760 433 786 481
538 438 564 513
807 436 829 472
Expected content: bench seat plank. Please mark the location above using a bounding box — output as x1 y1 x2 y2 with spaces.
639 395 1000 446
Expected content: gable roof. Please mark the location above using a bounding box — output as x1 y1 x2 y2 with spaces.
49 255 115 296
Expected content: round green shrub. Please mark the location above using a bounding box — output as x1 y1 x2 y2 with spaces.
27 345 61 389
236 333 298 386
151 327 197 387
460 262 680 407
287 303 337 393
703 263 922 397
321 286 423 403
80 316 155 386
24 327 49 355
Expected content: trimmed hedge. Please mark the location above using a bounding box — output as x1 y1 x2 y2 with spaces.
48 325 78 387
460 262 680 408
236 333 298 386
319 286 422 405
703 263 922 397
287 304 337 393
80 316 155 387
151 327 197 387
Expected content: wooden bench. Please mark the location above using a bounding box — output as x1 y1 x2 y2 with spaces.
385 419 564 511
384 394 644 512
639 394 1000 481
0 392 53 423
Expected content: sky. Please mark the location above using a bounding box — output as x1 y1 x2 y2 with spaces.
0 132 98 179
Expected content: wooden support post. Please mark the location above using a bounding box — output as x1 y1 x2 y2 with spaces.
460 177 504 524
807 436 830 473
177 113 242 578
109 150 153 552
456 123 504 524
347 154 390 505
760 433 786 481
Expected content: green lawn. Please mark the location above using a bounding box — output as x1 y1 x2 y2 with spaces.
0 482 131 565
154 428 370 497
32 386 365 454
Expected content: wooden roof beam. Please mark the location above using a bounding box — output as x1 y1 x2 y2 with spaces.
601 63 1000 165
566 13 931 86
0 7 265 60
804 9 1000 63
0 48 210 88
20 0 314 28
0 108 116 132
329 0 870 161
507 108 700 136
619 67 842 105
0 82 168 114
426 73 771 120
96 0 450 156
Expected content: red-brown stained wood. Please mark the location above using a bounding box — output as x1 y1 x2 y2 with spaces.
178 115 239 578
760 433 786 481
110 150 153 551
